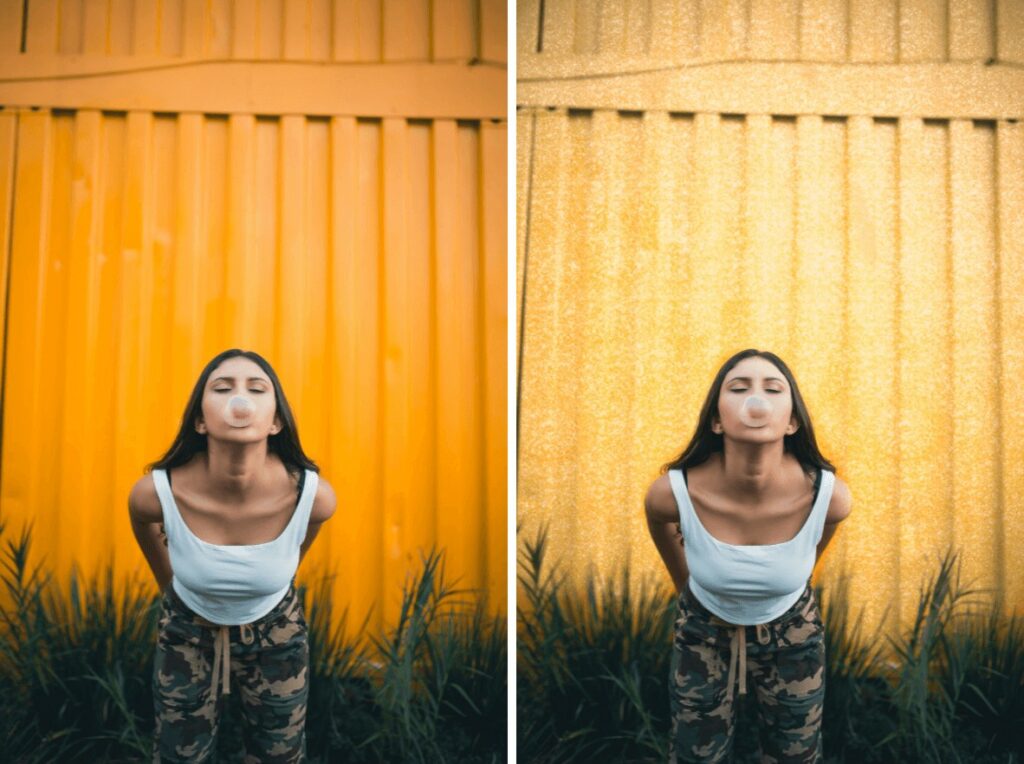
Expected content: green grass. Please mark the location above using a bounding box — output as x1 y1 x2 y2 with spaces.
517 528 674 763
517 526 1024 764
0 519 506 763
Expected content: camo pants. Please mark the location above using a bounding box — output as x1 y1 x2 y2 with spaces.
669 583 825 763
152 583 309 763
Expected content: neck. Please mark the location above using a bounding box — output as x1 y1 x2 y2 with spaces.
718 439 787 499
200 442 274 500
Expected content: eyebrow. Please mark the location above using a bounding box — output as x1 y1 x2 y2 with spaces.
210 376 270 385
725 376 786 384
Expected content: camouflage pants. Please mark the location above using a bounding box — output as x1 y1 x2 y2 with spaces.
152 583 309 763
669 583 825 764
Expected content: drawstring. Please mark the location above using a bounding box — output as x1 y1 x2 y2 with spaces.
165 583 294 700
714 618 773 700
201 621 257 697
728 627 744 698
211 627 230 696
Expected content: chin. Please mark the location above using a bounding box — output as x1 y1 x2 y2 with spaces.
213 431 269 443
730 430 783 443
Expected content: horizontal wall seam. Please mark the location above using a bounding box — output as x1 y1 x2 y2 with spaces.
519 55 1024 80
0 57 507 119
518 62 1023 120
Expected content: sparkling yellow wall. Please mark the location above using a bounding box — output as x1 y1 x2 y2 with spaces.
0 0 507 633
517 0 1024 635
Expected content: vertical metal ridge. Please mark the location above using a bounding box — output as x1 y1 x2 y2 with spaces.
9 111 55 561
0 112 20 500
172 113 204 402
232 0 257 58
894 114 911 635
113 110 156 569
94 112 122 552
381 116 407 620
537 0 545 52
786 114 799 352
0 1 26 54
888 115 904 624
321 114 338 565
949 118 998 591
181 0 204 57
226 114 254 344
995 120 1024 609
19 0 28 52
941 118 954 540
836 115 851 573
516 110 537 459
949 0 996 62
990 120 1006 597
427 115 439 552
478 118 498 603
374 117 388 621
476 116 491 595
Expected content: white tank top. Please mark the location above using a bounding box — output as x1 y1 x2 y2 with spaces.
152 467 319 625
668 467 835 625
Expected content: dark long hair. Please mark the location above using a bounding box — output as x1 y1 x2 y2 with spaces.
146 349 319 477
663 349 836 476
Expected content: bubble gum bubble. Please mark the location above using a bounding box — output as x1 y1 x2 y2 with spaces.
738 395 772 426
226 396 255 425
745 396 769 413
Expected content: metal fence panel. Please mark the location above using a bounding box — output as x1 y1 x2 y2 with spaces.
0 0 508 631
517 0 1023 635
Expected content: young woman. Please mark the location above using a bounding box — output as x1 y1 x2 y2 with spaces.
128 348 337 763
645 349 852 764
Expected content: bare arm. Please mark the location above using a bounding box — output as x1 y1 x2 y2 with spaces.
299 478 337 565
128 476 173 592
814 477 852 565
645 475 690 593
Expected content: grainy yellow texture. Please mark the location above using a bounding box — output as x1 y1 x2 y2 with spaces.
519 0 1024 636
949 119 999 611
896 117 956 629
998 121 1024 612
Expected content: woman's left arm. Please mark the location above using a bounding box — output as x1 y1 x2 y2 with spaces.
815 477 852 563
300 478 338 564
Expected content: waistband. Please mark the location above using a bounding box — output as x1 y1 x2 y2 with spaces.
678 581 813 626
163 582 299 698
677 582 816 700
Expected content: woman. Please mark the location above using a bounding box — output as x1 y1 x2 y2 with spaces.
128 348 337 763
645 349 851 764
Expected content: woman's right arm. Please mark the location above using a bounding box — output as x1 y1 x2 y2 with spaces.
645 474 690 593
128 476 173 592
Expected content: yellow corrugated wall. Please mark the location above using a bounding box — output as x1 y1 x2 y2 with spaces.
517 0 1024 635
0 0 507 632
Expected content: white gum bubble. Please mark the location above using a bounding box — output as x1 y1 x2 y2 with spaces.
738 395 772 426
225 395 255 426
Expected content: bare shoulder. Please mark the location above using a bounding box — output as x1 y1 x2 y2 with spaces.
826 475 852 524
128 474 163 523
310 475 337 524
644 474 679 523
